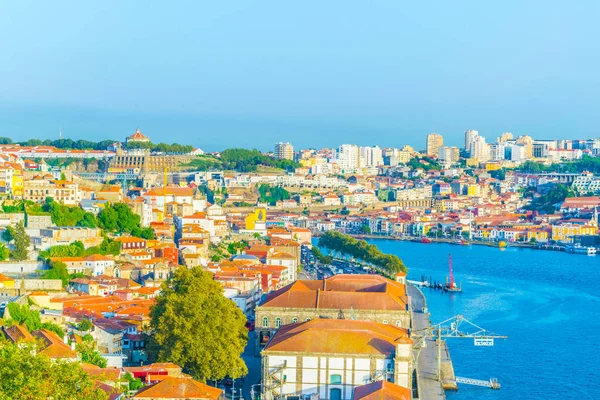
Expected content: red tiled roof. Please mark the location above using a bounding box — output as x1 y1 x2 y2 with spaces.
353 380 411 400
264 319 411 355
132 377 223 399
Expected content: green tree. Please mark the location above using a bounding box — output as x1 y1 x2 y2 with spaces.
2 226 14 242
78 319 93 333
0 341 107 399
11 221 30 261
42 261 71 287
76 341 107 368
5 303 63 336
148 267 248 382
123 372 144 391
0 243 9 261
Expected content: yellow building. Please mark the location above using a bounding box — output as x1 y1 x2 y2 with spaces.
245 208 266 230
0 273 15 288
0 162 23 198
552 223 597 242
467 184 480 196
526 229 549 243
485 162 502 171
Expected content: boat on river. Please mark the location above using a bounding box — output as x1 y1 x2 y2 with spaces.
565 244 596 255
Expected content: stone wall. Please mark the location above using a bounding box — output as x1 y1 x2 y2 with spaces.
0 261 45 274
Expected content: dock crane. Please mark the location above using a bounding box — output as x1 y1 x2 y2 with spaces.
413 315 507 389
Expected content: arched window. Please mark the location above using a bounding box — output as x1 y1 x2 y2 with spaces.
262 317 268 327
292 317 298 323
275 318 281 328
305 317 311 321
383 320 389 324
395 320 401 327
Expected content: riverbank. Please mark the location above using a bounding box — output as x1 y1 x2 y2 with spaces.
319 233 567 252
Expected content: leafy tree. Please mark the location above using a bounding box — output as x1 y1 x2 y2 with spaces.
78 319 92 332
360 225 372 234
227 240 248 255
5 303 63 336
0 243 9 261
11 221 30 261
318 231 407 275
148 267 248 382
2 226 14 242
257 184 291 205
97 203 145 236
123 372 144 391
0 341 108 400
42 261 70 287
77 341 107 368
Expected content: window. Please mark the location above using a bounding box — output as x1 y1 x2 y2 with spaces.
383 320 389 324
305 318 311 321
275 318 281 328
292 317 298 323
330 374 342 384
262 317 268 327
395 320 401 327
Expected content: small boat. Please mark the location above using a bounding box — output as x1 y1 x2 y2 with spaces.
498 241 508 248
421 238 432 244
566 244 596 255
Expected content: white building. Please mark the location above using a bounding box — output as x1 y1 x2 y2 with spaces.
359 146 384 168
337 145 360 174
464 129 479 154
261 319 412 400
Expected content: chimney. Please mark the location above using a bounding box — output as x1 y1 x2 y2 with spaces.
63 335 69 344
71 342 76 351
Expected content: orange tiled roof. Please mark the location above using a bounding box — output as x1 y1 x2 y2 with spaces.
32 329 77 359
353 380 411 400
132 377 223 399
264 319 411 355
261 274 408 311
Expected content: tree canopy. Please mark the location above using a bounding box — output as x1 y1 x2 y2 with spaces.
5 303 63 337
0 341 107 400
525 183 574 214
43 198 97 227
11 221 30 261
97 203 155 239
318 231 407 275
516 156 600 174
148 267 248 382
257 184 290 205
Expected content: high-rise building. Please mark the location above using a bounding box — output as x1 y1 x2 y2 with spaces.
274 142 294 160
516 135 534 159
497 132 513 143
426 133 444 157
438 146 460 164
464 130 479 154
336 144 360 173
489 143 506 161
359 146 384 167
470 135 490 161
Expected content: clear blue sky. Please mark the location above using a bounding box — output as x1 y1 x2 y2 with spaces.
0 1 598 151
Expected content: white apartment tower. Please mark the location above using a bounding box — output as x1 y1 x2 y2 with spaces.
464 130 479 154
359 146 384 167
337 144 360 173
275 142 294 160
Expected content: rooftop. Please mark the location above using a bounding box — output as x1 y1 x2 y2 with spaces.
263 319 411 355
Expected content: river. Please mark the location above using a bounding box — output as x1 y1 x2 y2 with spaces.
362 239 599 400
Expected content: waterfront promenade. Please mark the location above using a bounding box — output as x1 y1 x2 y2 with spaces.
409 284 447 400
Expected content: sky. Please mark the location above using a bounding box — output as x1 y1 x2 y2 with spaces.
0 1 599 151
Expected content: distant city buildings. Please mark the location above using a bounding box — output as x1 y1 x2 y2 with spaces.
274 142 294 160
426 133 443 157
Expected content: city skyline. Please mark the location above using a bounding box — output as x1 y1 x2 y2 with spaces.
1 1 599 149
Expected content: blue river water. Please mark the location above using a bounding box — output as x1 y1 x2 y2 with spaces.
362 239 600 400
